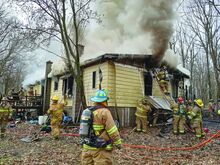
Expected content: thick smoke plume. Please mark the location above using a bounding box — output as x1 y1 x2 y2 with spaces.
83 0 176 66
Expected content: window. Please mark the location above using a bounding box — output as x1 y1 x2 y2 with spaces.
62 79 68 95
62 76 74 97
67 76 73 96
92 71 96 89
54 77 59 91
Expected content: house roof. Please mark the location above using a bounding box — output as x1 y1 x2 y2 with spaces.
82 53 157 68
82 53 190 78
176 64 190 78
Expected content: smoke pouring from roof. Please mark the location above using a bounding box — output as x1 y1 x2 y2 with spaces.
140 0 175 64
84 0 176 66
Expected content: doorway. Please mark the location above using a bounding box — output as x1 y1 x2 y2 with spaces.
144 72 152 96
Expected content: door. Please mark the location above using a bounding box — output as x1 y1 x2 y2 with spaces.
144 72 152 96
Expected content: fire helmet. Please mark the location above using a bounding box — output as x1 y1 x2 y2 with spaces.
218 109 220 115
194 99 204 107
90 90 108 103
178 97 184 103
51 95 59 101
203 128 209 133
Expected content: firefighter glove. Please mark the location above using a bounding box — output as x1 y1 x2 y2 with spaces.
115 144 122 150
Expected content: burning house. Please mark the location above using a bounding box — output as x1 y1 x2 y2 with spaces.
23 0 181 127
81 53 189 127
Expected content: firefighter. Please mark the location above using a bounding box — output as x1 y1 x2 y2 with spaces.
135 98 151 133
188 99 205 138
157 66 169 94
0 97 12 138
81 90 122 165
47 95 67 139
172 97 186 134
186 99 193 114
18 87 25 98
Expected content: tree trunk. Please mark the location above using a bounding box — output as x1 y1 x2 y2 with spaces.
205 49 212 99
213 69 220 99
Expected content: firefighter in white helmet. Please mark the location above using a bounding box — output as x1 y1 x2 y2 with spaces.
80 90 122 165
47 95 67 139
135 98 151 133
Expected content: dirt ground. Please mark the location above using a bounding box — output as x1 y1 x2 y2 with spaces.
0 122 220 165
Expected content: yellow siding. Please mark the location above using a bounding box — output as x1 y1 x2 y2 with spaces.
152 79 162 96
83 62 146 108
83 62 173 108
115 64 144 107
33 83 41 96
50 78 73 106
107 62 116 106
83 62 109 106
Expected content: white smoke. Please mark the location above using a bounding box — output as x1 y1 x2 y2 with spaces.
23 40 62 86
23 67 45 86
163 49 179 68
83 0 176 65
51 58 68 76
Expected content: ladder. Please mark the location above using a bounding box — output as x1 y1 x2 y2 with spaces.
151 68 176 106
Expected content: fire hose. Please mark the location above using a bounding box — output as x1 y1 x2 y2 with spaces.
122 130 220 151
61 131 220 161
62 130 220 151
116 130 220 161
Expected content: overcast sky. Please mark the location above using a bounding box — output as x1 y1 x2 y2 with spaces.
22 41 62 86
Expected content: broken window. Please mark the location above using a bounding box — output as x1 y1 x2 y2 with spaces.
53 77 59 91
67 76 73 97
92 71 96 89
62 75 74 97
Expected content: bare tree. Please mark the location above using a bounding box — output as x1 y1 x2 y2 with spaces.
0 1 40 95
182 0 220 100
12 0 97 109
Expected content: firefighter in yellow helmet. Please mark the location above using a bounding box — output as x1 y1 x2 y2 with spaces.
80 90 122 165
188 99 205 138
0 97 12 138
47 95 67 139
157 66 169 94
135 98 151 133
172 97 186 134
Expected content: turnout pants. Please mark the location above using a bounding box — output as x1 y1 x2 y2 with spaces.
0 116 9 138
173 115 185 134
81 149 113 165
192 120 204 138
136 116 147 132
50 121 61 139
